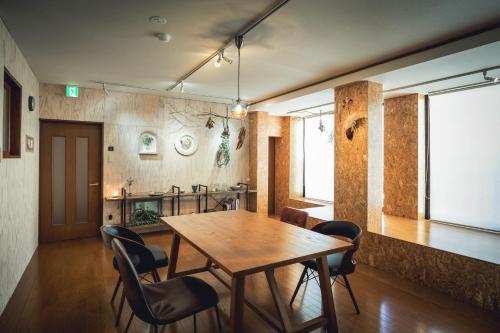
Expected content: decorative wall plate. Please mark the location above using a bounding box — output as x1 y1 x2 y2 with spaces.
174 134 198 156
139 131 158 155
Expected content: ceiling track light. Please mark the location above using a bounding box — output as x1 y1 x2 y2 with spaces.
214 49 232 68
483 70 500 83
221 49 232 64
214 53 222 68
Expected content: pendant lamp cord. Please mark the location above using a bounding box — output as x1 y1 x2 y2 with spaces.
235 35 243 101
237 45 240 100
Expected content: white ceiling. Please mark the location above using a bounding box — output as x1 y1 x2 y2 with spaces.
1 0 500 108
263 41 500 115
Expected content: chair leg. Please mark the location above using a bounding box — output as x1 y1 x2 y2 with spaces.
151 270 159 283
154 269 161 282
290 267 308 305
193 313 197 333
342 274 360 314
215 305 223 333
125 313 134 333
111 276 121 304
115 290 125 326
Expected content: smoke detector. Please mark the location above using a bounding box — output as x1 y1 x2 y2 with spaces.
149 16 167 24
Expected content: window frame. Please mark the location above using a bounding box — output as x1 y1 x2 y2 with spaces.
425 86 500 233
2 68 22 159
302 116 334 203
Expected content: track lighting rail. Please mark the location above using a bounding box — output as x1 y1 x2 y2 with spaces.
166 0 291 92
382 64 500 93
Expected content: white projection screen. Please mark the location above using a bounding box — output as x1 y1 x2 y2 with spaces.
429 85 500 231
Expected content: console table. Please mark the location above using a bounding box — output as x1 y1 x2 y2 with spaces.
105 185 256 227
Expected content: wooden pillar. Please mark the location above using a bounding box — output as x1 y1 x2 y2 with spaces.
274 117 291 216
384 94 425 219
249 112 269 214
249 112 290 215
334 81 383 230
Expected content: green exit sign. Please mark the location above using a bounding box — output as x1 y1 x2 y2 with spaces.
66 85 79 98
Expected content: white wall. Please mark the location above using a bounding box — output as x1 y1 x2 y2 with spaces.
0 19 40 314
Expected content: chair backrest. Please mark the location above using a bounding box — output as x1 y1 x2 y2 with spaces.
100 225 145 248
111 238 157 323
312 221 362 274
101 226 155 273
280 207 309 228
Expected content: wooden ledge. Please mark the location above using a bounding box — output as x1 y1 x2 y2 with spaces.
369 215 500 265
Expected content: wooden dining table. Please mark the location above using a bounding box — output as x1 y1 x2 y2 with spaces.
161 210 353 333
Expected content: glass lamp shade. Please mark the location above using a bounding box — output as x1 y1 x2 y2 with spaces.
229 99 248 119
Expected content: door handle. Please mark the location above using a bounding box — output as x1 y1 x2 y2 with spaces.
89 182 100 187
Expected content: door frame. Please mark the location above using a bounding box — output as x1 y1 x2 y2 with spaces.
39 119 104 242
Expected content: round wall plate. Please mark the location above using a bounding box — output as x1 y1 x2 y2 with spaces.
174 134 198 156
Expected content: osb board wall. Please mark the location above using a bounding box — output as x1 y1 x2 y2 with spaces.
384 94 420 219
39 84 250 221
359 232 500 312
274 117 290 216
0 20 40 314
249 112 269 214
334 81 383 227
248 112 309 216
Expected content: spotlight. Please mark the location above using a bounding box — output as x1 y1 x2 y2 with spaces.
221 49 233 64
483 70 500 83
214 53 222 68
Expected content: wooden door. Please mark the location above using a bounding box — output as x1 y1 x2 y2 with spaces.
40 121 102 242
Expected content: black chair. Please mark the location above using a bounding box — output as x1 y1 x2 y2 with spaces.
100 225 169 325
289 220 362 314
111 238 222 333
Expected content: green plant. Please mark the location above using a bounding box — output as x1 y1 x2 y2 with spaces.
129 208 159 226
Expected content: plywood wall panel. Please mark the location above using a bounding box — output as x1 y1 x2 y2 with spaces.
384 94 421 219
335 81 379 226
274 117 290 216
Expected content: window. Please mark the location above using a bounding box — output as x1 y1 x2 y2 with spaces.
429 85 500 231
2 69 22 158
303 114 334 202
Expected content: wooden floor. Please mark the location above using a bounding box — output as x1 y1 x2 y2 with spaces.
0 232 498 333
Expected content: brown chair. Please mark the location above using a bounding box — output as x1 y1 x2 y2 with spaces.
280 207 309 228
100 225 168 326
289 220 362 314
111 238 222 333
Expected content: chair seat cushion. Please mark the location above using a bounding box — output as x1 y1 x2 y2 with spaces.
143 276 219 324
112 244 168 271
302 252 346 275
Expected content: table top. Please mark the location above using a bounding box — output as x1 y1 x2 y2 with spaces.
161 210 353 277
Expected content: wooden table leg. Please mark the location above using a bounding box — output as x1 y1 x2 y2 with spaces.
316 256 339 333
265 270 293 333
167 233 181 279
229 275 245 333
